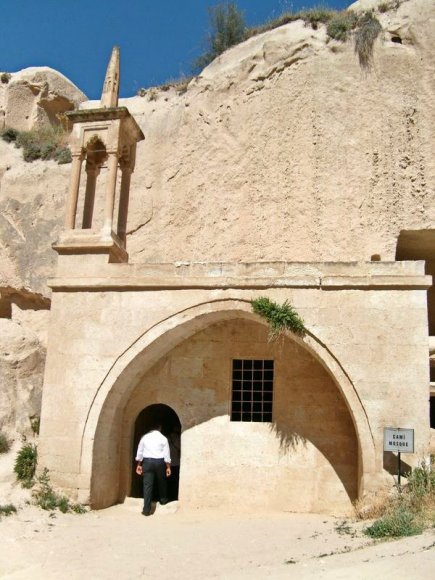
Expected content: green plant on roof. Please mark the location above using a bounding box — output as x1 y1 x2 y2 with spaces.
251 297 306 340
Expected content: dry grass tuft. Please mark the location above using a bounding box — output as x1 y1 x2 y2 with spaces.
354 488 391 520
354 12 382 69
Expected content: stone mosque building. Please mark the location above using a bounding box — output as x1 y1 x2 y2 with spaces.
2 1 433 514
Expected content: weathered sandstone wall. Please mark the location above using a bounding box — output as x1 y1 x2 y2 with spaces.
120 0 434 265
38 262 429 507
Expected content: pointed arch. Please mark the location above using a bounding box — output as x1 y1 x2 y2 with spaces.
80 299 377 507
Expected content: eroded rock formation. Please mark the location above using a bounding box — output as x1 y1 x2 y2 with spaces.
0 317 45 435
0 67 86 132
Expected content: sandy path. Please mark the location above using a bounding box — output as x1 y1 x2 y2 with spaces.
0 500 434 579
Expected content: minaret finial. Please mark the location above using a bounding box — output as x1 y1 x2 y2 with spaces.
100 46 120 108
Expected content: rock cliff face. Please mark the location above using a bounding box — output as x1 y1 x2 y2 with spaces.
0 0 434 434
0 67 86 132
122 0 434 265
73 0 435 268
0 318 45 435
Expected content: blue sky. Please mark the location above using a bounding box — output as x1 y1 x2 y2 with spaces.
1 0 351 99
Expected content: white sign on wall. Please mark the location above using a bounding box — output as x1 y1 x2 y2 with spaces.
383 427 414 453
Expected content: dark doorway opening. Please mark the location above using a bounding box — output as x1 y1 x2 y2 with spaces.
130 404 181 500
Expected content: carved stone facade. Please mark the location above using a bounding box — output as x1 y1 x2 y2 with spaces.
38 47 433 514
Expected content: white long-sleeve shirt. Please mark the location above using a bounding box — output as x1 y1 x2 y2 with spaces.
136 430 171 463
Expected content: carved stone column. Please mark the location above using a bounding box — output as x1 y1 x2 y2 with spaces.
117 162 132 246
82 164 101 229
102 151 119 235
65 152 84 229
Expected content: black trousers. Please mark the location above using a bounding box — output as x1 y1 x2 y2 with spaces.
142 458 168 515
168 465 180 501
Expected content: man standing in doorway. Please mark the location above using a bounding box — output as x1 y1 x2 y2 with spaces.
135 424 171 516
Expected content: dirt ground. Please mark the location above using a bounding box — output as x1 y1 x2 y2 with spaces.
0 498 434 579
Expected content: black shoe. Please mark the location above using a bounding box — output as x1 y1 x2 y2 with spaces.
142 510 151 516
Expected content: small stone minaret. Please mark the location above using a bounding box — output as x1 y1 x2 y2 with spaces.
54 47 144 263
101 46 120 108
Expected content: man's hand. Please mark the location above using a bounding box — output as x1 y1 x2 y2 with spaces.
136 465 143 476
166 466 171 477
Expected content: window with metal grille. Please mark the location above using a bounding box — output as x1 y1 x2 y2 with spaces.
231 359 274 422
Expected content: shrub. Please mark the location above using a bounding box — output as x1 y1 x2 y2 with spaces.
299 6 336 29
327 11 358 42
138 75 193 100
174 78 191 95
33 468 86 514
378 2 391 13
22 142 43 162
194 2 246 71
14 442 37 486
147 88 158 102
40 142 57 160
1 128 19 143
354 12 382 69
362 459 435 538
1 72 11 84
246 12 300 38
33 469 61 511
163 76 193 95
0 432 11 454
54 147 72 164
246 6 337 39
8 127 72 164
365 504 424 538
0 504 17 518
406 459 435 516
70 502 87 514
251 297 306 339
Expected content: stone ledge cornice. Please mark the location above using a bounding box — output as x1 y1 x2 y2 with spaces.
48 260 432 291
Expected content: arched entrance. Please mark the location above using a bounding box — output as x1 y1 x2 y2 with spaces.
86 300 377 511
130 404 181 499
121 318 360 512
